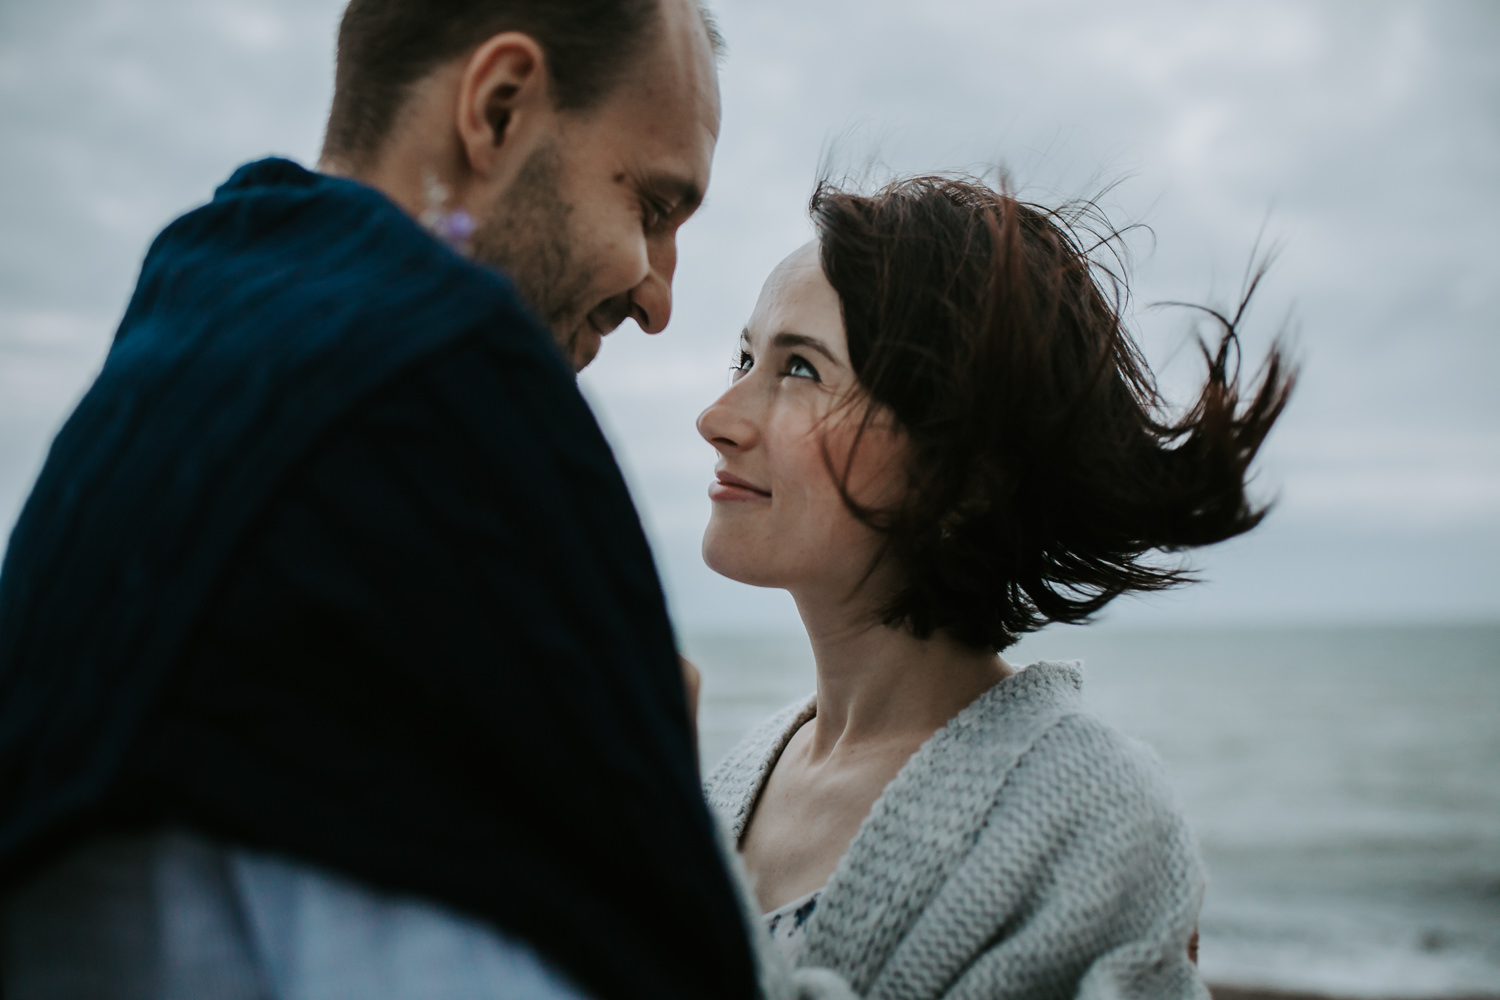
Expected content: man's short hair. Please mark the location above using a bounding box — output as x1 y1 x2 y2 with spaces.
323 0 721 169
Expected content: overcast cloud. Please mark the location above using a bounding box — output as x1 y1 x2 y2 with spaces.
1 0 1496 633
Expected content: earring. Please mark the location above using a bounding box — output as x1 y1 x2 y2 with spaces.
419 170 477 254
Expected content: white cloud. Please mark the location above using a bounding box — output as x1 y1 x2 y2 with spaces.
1 0 1496 626
199 0 291 52
0 308 113 530
582 0 1500 626
0 310 111 411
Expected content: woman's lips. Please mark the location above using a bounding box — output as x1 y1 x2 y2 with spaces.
709 471 771 503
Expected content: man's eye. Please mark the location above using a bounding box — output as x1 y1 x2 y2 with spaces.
785 355 821 382
642 199 669 230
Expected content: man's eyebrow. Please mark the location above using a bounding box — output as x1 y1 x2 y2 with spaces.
770 332 842 367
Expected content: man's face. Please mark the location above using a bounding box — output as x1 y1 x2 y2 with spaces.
471 0 721 371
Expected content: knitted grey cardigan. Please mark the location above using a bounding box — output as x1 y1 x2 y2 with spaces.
706 662 1210 1000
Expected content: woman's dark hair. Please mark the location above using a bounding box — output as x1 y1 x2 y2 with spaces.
813 175 1296 651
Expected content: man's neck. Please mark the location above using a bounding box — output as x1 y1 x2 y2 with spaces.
318 63 472 222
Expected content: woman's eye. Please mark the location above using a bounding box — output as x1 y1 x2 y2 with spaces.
730 350 754 377
785 354 821 382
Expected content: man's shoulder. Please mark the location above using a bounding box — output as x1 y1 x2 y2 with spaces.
0 158 583 684
77 157 582 494
126 158 552 373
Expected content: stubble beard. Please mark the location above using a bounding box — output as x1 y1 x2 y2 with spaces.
470 141 598 368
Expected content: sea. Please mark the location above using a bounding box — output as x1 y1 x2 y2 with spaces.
682 623 1500 999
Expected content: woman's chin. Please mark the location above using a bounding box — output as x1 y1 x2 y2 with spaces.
701 535 783 589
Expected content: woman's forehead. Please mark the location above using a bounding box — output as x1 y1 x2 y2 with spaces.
745 242 844 350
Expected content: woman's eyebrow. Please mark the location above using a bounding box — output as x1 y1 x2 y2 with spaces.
770 332 843 367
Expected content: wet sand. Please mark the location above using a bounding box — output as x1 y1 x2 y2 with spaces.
1211 987 1500 1000
1212 989 1337 1000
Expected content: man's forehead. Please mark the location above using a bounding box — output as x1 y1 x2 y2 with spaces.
619 0 721 135
604 37 718 199
611 102 715 211
562 0 718 212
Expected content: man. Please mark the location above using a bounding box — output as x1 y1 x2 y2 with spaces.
0 1 765 997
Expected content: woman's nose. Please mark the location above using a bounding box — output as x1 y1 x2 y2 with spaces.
697 388 757 452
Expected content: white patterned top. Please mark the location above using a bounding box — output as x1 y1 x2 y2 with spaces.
0 829 592 1000
763 886 824 963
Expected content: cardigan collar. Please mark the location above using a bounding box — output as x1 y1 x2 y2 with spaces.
717 661 1085 995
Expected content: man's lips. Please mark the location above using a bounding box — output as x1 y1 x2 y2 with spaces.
709 471 771 502
570 310 618 371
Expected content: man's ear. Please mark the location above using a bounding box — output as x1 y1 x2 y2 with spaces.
455 32 552 179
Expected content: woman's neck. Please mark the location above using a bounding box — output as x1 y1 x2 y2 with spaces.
792 590 1012 764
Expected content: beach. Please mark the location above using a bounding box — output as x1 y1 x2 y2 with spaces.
687 623 1500 999
1211 990 1393 1000
1211 990 1500 1000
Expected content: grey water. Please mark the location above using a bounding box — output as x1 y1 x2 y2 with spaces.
683 623 1500 998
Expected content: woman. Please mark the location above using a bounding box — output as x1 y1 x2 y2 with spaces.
699 175 1293 999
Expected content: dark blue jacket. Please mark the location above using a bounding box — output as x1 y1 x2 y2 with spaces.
0 159 757 1000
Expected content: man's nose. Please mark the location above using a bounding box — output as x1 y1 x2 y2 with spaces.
628 236 677 334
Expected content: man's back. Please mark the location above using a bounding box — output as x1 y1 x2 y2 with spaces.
0 160 757 1000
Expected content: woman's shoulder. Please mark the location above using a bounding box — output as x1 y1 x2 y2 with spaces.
703 694 817 840
866 683 1204 1000
985 688 1196 861
1026 711 1181 806
957 661 1190 831
932 671 1203 946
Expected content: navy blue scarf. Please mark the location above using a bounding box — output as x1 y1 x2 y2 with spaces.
0 159 757 1000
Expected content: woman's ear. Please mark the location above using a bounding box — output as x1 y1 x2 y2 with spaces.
454 32 553 179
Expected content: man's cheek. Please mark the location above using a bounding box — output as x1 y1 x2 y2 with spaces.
599 217 651 290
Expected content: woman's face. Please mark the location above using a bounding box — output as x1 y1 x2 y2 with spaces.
697 242 907 600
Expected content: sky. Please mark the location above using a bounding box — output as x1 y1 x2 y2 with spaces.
1 0 1496 634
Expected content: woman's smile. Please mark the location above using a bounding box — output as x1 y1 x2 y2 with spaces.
710 469 772 502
